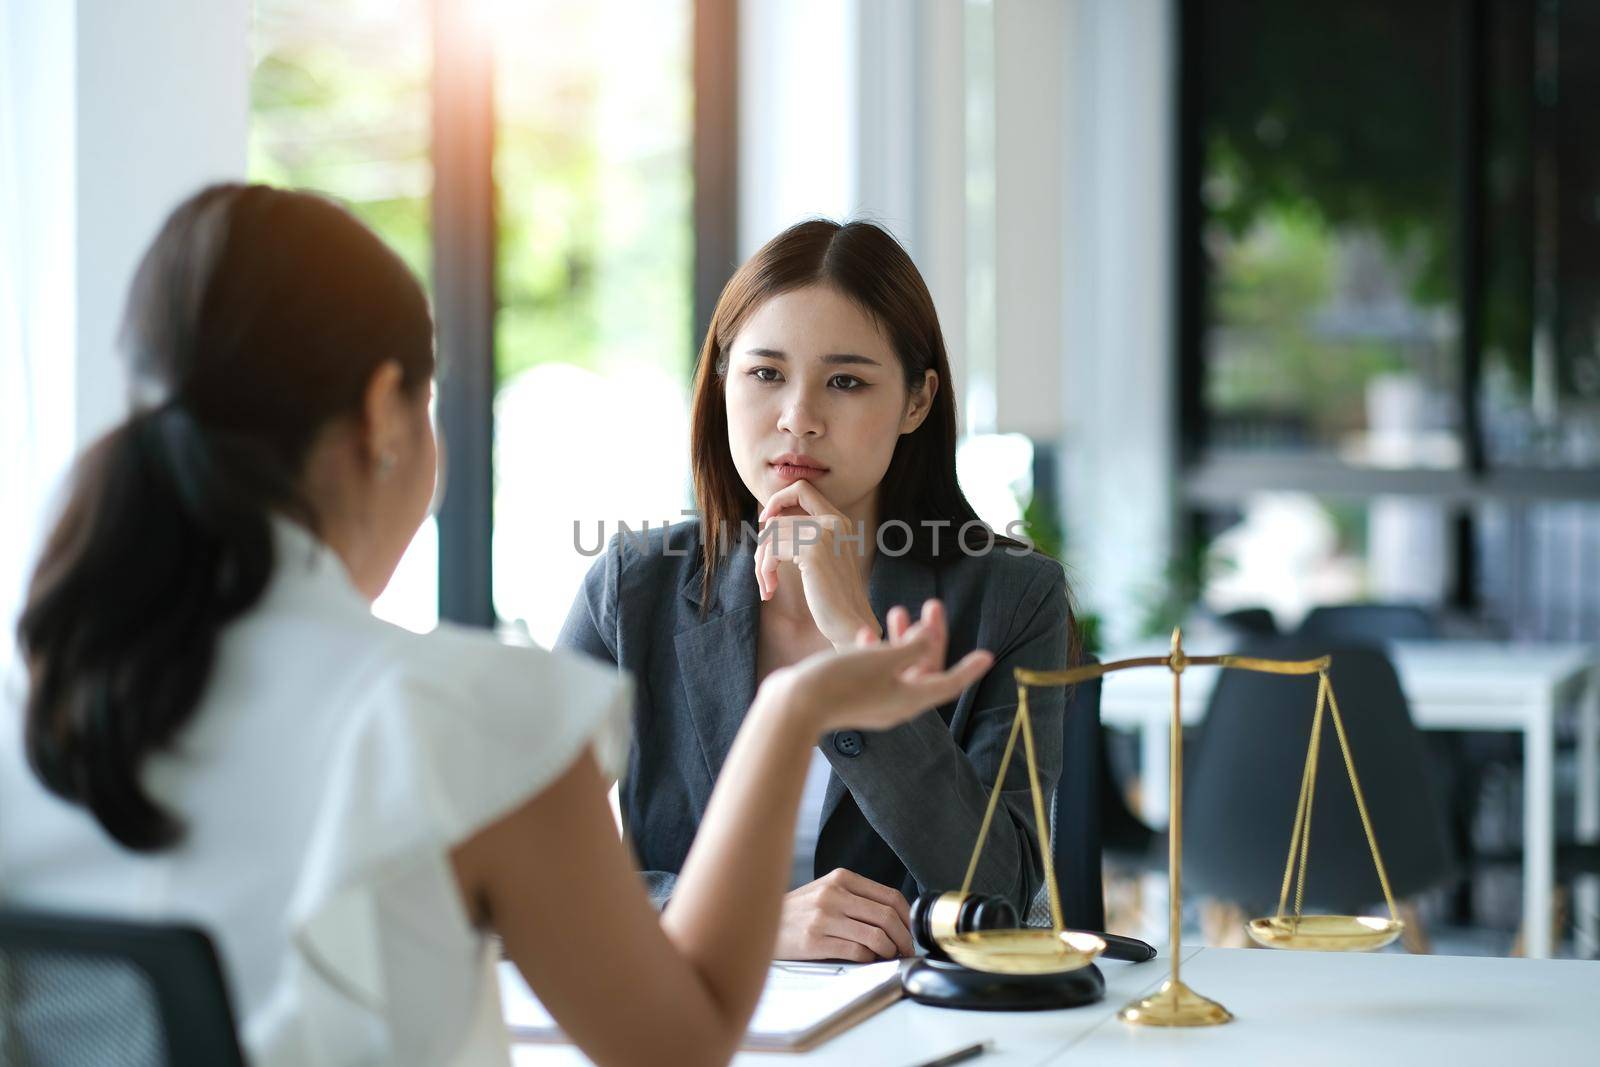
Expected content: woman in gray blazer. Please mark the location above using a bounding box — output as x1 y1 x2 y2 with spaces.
559 220 1074 962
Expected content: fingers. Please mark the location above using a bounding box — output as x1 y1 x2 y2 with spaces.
892 600 947 678
860 624 942 671
757 538 781 601
873 606 946 683
755 516 825 602
886 601 944 649
916 599 947 660
829 871 914 953
840 896 914 957
909 649 995 706
816 936 878 964
760 515 830 562
781 880 899 962
759 479 836 522
753 538 765 600
887 605 909 643
831 869 903 911
758 482 803 521
834 917 900 960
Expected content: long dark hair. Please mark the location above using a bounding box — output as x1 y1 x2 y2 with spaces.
16 184 434 851
690 219 1020 604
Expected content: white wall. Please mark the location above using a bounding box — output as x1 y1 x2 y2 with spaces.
74 0 252 443
1 0 249 661
737 0 858 256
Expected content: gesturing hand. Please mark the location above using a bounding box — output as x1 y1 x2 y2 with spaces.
755 480 877 650
769 598 991 736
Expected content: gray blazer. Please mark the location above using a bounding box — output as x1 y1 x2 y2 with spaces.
555 521 1069 913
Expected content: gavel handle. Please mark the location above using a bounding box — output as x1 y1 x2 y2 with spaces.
1067 929 1158 963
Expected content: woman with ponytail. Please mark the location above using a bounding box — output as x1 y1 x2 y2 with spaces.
0 185 992 1066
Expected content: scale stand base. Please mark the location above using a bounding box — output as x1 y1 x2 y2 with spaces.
901 958 1105 1011
1119 978 1232 1027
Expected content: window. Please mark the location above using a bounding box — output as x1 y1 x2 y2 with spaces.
1193 0 1463 466
489 0 695 646
1181 0 1600 635
250 0 439 633
251 1 722 639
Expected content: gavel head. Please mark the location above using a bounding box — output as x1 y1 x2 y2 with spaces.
909 891 1019 962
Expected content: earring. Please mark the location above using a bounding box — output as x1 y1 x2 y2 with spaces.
377 450 397 479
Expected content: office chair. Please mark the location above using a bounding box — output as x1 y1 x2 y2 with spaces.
0 908 244 1067
1298 602 1437 644
1300 599 1517 929
1214 606 1280 640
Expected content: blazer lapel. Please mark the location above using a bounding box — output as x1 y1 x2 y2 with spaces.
816 548 939 840
675 535 762 790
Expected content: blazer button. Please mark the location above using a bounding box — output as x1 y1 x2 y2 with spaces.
833 730 864 758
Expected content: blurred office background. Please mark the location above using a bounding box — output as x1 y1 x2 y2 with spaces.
3 1 1597 955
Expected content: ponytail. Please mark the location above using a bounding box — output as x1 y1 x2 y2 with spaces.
20 406 298 849
16 184 434 851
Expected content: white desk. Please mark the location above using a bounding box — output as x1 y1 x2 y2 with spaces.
509 949 1600 1065
1096 640 1600 959
1061 948 1600 1065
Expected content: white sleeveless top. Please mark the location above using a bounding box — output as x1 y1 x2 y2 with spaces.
0 520 630 1065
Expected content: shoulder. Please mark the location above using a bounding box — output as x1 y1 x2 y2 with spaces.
989 546 1068 594
355 621 632 780
938 543 1068 613
608 518 704 574
580 519 705 601
380 621 625 710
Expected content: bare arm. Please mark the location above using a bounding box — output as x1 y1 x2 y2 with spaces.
452 603 992 1067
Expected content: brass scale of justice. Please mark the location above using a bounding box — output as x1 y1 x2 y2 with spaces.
917 628 1404 1027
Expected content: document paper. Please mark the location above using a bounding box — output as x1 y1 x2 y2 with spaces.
498 958 905 1052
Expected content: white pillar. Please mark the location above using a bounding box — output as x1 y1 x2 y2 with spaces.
854 0 968 410
1058 0 1177 645
992 0 1066 442
2 0 78 661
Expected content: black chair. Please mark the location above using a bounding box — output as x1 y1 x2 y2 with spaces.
1214 606 1279 640
1026 666 1107 931
0 909 244 1067
1184 641 1453 920
1298 603 1437 645
1301 600 1518 928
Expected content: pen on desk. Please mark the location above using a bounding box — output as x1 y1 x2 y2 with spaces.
908 1039 992 1067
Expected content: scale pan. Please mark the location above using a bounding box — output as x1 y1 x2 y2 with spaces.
941 929 1105 975
1246 915 1403 951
